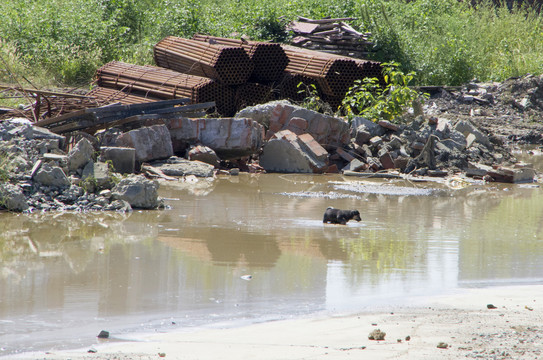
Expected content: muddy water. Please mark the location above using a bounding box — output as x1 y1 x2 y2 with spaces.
2 170 543 355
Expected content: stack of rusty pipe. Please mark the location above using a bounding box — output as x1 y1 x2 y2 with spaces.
281 45 364 98
95 61 235 116
191 34 289 83
92 35 384 116
234 82 275 110
88 86 162 106
154 36 253 86
277 72 321 102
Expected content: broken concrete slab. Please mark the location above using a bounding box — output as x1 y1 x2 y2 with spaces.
487 166 536 183
82 161 116 191
115 124 173 163
350 116 386 137
111 175 160 209
0 183 29 212
341 158 367 172
238 101 350 150
187 145 220 168
33 163 70 188
99 147 136 174
259 130 328 173
68 138 94 172
151 157 215 177
454 120 491 148
168 117 264 159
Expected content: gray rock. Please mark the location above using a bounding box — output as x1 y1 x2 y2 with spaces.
28 126 66 147
454 120 491 148
58 185 84 204
342 158 366 172
441 130 467 151
68 138 95 172
33 163 70 187
260 130 327 173
153 158 215 178
99 146 136 174
354 126 372 145
234 100 291 128
116 124 173 163
111 175 160 209
241 102 349 151
187 145 220 168
104 199 132 212
350 117 386 137
387 135 404 150
0 183 29 212
81 161 116 192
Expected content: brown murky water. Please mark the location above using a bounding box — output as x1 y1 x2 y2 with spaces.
2 163 543 355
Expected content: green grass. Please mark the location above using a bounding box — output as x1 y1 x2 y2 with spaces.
0 0 542 93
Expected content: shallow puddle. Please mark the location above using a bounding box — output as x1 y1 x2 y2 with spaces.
1 172 543 355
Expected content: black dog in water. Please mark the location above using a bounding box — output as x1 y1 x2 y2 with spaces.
323 207 361 225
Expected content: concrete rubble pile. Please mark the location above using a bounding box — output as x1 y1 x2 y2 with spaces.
0 119 161 212
0 89 538 213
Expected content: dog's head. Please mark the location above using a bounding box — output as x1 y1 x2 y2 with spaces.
351 210 361 221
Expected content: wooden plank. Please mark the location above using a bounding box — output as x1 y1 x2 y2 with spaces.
340 22 365 37
289 21 320 34
297 16 356 24
312 28 341 36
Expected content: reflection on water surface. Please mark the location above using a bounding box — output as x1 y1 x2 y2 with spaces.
1 173 543 355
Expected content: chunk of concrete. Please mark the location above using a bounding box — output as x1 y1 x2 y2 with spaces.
350 117 386 137
341 158 366 172
168 117 264 159
152 157 215 178
187 145 220 168
33 163 70 187
111 175 160 209
116 124 173 163
260 130 328 173
0 183 29 212
68 138 94 172
240 102 349 150
454 120 491 148
81 161 116 191
99 147 136 174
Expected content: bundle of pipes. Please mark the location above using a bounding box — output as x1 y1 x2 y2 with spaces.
234 83 274 110
154 36 254 85
277 72 322 102
281 45 363 98
88 86 162 105
95 61 236 116
192 34 289 83
355 59 385 85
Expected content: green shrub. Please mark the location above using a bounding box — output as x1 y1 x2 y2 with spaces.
341 62 427 123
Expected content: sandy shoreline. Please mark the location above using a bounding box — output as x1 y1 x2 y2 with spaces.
10 285 543 360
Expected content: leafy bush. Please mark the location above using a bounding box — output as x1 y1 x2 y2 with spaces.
341 62 427 123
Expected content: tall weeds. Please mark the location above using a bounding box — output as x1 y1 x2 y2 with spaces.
0 0 542 88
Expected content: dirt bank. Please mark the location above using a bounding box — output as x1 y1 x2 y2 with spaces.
12 285 543 360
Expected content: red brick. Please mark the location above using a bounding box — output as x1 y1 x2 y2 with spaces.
379 151 395 169
298 133 328 161
336 147 356 162
287 117 308 131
